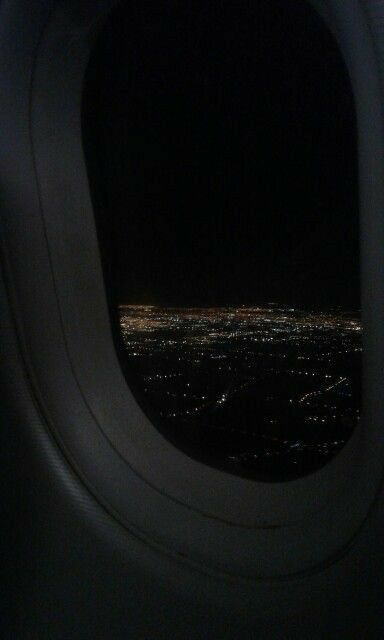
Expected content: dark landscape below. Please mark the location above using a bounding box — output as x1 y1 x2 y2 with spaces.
118 304 362 481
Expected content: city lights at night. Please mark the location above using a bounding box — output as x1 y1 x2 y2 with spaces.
119 304 361 479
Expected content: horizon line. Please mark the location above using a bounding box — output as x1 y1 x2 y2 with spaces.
118 302 361 313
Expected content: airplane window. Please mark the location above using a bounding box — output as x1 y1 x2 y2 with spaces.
82 0 361 481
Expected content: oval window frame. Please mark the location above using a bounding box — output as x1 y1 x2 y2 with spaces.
0 0 383 579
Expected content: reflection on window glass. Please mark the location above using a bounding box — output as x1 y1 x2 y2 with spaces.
83 0 361 480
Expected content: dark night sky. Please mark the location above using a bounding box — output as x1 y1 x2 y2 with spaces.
83 0 359 311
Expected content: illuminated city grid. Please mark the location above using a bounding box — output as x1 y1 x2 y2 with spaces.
119 304 362 479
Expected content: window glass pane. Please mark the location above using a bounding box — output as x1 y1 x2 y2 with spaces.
83 0 361 481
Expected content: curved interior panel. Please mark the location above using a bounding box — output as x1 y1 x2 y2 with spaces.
0 0 383 583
